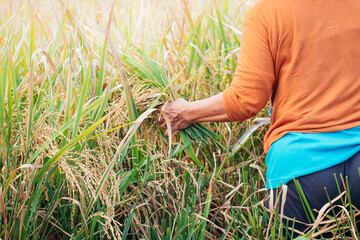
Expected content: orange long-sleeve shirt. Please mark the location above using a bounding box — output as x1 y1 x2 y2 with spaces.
223 0 360 153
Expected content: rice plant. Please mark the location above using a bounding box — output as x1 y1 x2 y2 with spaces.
0 0 358 239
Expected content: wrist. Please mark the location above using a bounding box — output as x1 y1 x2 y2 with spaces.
181 100 194 125
182 100 203 125
178 93 229 125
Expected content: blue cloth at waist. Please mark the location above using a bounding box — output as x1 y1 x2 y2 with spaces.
266 125 360 189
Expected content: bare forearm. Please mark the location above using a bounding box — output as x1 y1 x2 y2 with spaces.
185 93 230 124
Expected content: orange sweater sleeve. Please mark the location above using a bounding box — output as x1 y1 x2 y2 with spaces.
223 4 275 122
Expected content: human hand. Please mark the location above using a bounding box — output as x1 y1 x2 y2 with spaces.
157 93 228 137
157 98 192 137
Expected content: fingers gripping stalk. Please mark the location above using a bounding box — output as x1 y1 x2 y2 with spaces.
157 99 192 137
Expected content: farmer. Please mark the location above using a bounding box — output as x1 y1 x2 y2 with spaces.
157 0 360 233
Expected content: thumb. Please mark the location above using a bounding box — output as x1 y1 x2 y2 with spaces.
156 102 167 112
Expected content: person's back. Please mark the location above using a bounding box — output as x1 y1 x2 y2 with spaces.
265 0 360 150
224 0 360 152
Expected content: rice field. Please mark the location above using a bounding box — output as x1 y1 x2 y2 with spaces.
0 0 358 239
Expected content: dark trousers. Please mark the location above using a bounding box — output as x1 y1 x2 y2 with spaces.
267 151 360 237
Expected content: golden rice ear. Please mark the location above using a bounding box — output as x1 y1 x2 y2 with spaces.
0 37 5 46
0 188 6 228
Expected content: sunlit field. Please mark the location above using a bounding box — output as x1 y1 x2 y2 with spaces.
0 0 358 239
